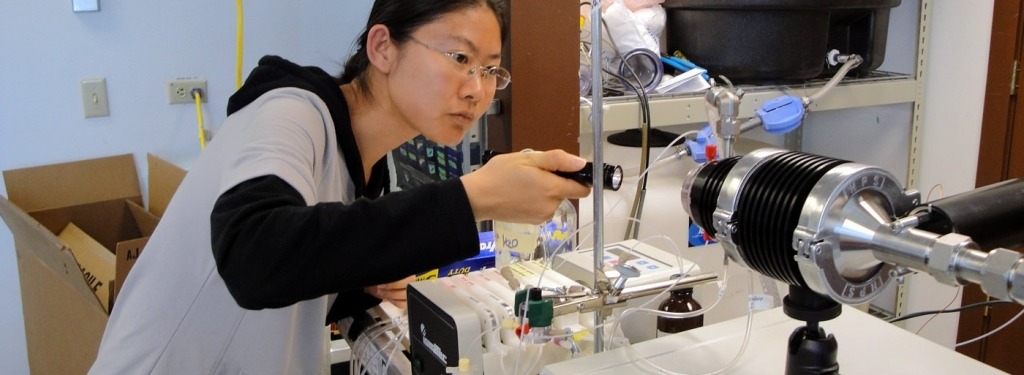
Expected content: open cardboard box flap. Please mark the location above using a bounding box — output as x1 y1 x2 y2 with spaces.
0 194 106 309
5 154 140 213
147 154 186 218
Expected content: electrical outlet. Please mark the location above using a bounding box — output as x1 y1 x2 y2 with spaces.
168 79 207 104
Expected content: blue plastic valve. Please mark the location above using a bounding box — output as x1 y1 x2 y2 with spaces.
685 125 718 163
756 95 804 134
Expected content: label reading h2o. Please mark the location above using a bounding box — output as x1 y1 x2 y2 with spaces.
748 294 774 311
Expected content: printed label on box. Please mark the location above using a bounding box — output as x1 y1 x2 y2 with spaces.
417 231 496 281
58 222 115 312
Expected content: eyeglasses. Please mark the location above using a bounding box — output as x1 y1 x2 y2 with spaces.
407 36 511 90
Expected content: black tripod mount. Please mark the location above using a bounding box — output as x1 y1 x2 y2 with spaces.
782 285 842 375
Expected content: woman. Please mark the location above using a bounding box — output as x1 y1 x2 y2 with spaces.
89 0 591 373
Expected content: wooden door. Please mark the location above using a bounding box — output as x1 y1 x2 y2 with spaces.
488 1 580 155
956 1 1024 373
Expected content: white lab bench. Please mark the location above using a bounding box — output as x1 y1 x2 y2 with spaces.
542 304 1006 374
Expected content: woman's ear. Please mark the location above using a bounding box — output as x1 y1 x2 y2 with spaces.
365 24 396 74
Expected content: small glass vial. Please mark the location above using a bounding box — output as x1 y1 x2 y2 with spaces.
656 287 703 337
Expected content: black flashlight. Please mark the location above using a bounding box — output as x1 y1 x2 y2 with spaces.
481 150 624 191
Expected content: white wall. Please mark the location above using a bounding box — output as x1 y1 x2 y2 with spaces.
909 0 993 346
0 1 372 372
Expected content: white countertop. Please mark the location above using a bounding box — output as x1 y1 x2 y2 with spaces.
542 304 1006 374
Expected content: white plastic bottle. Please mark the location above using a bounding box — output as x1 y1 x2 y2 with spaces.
493 219 537 268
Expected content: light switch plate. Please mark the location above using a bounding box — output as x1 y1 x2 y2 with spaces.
81 78 109 118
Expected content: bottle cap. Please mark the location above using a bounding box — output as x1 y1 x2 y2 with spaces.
527 299 554 327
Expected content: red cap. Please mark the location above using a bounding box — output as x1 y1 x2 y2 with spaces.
515 323 531 338
706 144 718 161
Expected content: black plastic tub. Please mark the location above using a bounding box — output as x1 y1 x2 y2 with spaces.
662 0 902 83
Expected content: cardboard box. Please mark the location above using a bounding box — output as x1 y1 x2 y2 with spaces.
416 231 496 280
57 222 117 313
0 154 185 375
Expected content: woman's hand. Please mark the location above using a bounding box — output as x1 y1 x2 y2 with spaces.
461 149 592 224
365 275 417 309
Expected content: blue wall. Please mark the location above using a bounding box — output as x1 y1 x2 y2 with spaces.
0 1 371 372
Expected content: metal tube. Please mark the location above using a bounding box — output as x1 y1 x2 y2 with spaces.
952 249 987 286
589 0 606 353
618 272 718 298
739 117 762 134
870 228 1015 294
870 228 936 272
721 136 735 159
551 273 718 316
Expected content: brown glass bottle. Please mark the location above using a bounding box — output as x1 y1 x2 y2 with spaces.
656 288 703 337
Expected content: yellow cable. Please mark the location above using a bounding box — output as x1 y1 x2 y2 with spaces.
236 0 244 89
193 90 206 150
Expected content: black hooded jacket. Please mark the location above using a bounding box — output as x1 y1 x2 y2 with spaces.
210 56 480 321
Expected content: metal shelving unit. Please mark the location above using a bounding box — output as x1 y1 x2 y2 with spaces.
580 72 918 133
577 0 933 326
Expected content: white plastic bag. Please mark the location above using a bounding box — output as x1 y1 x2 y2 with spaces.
601 0 662 56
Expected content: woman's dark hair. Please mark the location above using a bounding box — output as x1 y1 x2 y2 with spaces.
337 0 509 92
